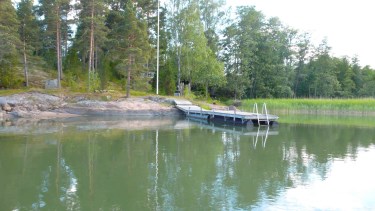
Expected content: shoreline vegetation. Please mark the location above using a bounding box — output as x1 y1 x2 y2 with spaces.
2 0 375 102
239 98 375 115
1 90 374 121
279 114 375 127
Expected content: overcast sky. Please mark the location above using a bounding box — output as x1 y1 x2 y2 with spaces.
228 0 375 68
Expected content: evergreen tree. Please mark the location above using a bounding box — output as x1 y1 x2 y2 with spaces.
17 0 40 87
160 59 176 95
36 0 71 88
72 0 108 91
155 7 173 94
0 0 21 88
108 1 151 97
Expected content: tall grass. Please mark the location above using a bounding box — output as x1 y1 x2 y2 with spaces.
279 114 375 127
239 98 375 114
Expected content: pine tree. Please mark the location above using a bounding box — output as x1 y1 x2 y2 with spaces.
108 1 151 97
17 0 39 87
0 0 21 88
73 0 108 91
37 0 71 88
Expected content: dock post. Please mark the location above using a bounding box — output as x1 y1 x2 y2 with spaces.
253 103 260 126
262 103 270 125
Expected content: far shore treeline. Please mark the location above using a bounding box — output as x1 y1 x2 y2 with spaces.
0 0 374 99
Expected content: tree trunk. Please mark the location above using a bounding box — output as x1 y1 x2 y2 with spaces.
205 82 209 99
56 20 61 88
64 27 68 57
59 35 63 80
177 49 181 91
23 38 29 87
294 62 302 97
56 4 62 89
95 45 98 72
88 0 95 91
126 66 131 98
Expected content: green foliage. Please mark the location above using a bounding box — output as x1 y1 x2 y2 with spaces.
129 90 149 97
62 72 85 92
17 0 41 87
0 89 29 96
17 0 39 51
160 60 176 95
170 2 225 98
0 0 21 88
0 0 20 55
219 6 375 99
0 0 373 99
106 2 152 96
89 71 101 92
71 0 108 83
184 86 197 100
132 78 151 92
36 0 71 65
0 55 20 88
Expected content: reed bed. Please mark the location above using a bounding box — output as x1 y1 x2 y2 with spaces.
278 114 375 127
239 98 375 114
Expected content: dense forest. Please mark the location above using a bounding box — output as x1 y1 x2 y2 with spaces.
1 0 374 99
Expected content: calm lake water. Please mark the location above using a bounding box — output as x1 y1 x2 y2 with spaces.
1 115 375 210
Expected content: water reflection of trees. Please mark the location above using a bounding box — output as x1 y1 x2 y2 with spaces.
154 123 375 210
1 121 375 210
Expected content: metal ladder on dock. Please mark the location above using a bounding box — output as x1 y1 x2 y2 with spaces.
252 103 270 125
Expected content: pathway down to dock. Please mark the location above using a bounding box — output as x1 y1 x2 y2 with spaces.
173 99 279 126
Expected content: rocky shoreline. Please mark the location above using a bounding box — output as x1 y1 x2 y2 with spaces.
0 92 181 120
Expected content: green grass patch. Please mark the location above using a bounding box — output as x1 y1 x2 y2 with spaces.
239 98 375 113
278 114 375 127
129 90 151 97
0 89 29 96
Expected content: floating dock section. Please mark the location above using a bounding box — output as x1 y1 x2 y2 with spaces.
174 100 279 126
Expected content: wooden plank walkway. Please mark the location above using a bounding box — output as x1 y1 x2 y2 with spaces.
173 99 279 126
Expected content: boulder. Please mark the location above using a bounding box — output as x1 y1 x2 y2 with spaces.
228 105 237 111
45 79 59 89
1 103 12 112
37 104 48 111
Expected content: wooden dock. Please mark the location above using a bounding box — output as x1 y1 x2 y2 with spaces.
173 99 279 126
